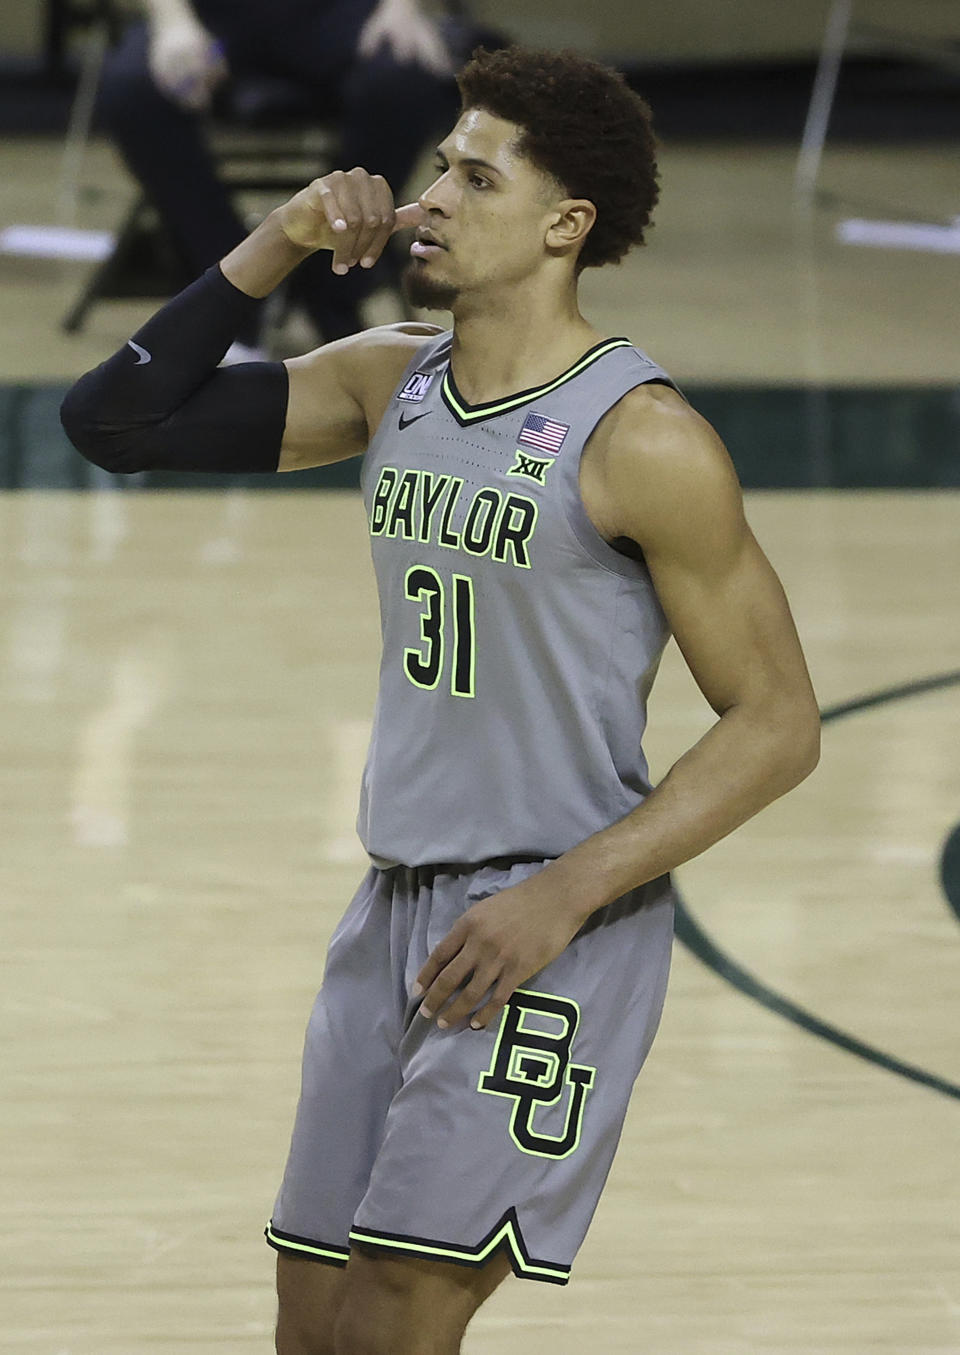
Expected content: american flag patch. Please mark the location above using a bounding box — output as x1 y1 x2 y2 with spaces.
518 412 569 454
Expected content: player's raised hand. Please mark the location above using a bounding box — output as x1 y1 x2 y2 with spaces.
277 169 426 274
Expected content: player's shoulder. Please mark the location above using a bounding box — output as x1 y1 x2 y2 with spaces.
344 320 446 362
600 380 735 492
606 381 718 455
285 321 446 417
354 320 447 347
346 322 447 411
289 321 444 374
584 380 743 546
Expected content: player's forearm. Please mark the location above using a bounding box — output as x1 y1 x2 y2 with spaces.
221 208 316 299
60 264 287 475
543 700 820 923
61 207 313 471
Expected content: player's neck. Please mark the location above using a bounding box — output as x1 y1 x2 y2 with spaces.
449 282 602 406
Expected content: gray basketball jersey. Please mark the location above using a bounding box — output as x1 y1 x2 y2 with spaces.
357 330 676 867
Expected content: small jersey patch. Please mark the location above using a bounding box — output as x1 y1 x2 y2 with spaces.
398 371 435 403
507 451 553 484
518 412 569 454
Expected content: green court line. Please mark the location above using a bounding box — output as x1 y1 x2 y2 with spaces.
675 668 960 1102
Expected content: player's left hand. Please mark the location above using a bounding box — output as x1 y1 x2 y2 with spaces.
414 872 585 1031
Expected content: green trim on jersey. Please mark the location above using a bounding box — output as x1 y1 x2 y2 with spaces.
440 337 634 425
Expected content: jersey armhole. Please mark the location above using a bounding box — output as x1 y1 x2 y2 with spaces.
563 378 676 580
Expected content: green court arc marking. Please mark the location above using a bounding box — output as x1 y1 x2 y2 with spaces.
675 668 960 1103
940 822 960 928
441 338 634 423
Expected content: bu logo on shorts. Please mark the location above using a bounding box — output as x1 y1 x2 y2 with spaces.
478 989 596 1160
398 371 435 402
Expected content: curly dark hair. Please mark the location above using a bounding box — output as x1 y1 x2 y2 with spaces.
456 46 659 271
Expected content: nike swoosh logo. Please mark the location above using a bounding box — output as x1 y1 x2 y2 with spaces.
399 410 432 431
127 341 152 365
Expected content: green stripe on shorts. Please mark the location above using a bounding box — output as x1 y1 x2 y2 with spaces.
265 1222 349 1266
348 1213 571 1286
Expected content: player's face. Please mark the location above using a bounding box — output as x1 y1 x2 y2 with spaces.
404 109 567 310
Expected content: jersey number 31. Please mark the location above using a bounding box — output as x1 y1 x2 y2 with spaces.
403 566 476 699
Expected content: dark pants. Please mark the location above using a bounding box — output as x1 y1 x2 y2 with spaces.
98 1 458 343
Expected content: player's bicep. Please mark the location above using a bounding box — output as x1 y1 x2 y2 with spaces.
279 324 444 472
650 519 812 719
625 417 814 718
279 344 368 471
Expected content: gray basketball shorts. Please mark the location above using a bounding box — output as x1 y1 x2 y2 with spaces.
266 858 674 1285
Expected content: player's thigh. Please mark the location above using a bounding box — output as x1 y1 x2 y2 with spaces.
275 1252 348 1355
335 1245 513 1355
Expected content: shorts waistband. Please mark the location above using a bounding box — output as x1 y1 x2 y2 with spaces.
376 856 550 890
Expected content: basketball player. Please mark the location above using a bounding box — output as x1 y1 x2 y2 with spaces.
62 46 820 1355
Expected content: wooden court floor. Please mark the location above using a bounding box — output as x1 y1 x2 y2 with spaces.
1 487 957 1354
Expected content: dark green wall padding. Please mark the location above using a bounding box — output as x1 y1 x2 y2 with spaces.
2 384 958 491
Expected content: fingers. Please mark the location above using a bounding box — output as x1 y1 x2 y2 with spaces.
356 175 397 269
416 925 516 1031
339 172 392 272
393 202 428 234
418 953 475 1025
467 979 515 1032
440 974 510 1031
419 961 514 1031
414 922 466 1005
316 170 397 275
296 173 423 267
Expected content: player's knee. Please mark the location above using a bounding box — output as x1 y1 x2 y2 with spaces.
332 1250 501 1355
333 1269 415 1354
275 1314 335 1355
275 1253 343 1355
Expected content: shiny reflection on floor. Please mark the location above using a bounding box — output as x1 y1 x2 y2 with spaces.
1 489 958 1354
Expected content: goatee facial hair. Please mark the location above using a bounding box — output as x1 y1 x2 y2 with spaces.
402 261 460 312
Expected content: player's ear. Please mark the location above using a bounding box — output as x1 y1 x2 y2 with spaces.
545 199 597 258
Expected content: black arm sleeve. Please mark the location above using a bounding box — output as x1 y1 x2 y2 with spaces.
60 265 288 475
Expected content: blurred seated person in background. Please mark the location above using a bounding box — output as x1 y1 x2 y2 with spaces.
98 0 462 356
